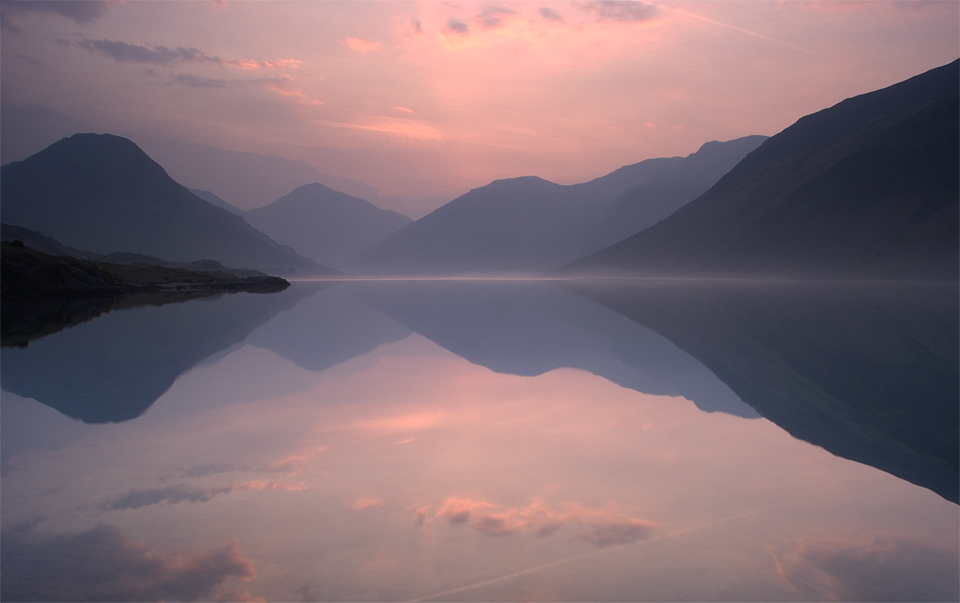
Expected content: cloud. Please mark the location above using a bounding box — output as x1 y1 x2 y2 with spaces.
183 463 243 478
102 481 305 511
1 0 120 32
476 6 517 29
538 7 564 22
769 537 960 602
345 37 382 53
414 506 430 526
578 520 655 547
170 74 235 89
411 17 423 34
575 1 659 22
447 18 469 34
164 73 320 104
352 498 385 510
438 498 489 524
0 521 256 602
434 497 658 545
64 38 301 70
471 513 526 536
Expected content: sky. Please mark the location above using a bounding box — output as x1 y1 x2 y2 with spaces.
1 0 958 216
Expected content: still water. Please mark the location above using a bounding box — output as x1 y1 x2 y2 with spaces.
2 280 957 602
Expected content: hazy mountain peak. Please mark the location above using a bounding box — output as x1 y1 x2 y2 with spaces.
244 182 412 269
1 134 329 275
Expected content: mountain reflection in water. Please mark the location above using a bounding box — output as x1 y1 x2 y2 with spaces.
1 280 957 602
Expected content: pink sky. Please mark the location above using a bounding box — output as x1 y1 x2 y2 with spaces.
1 1 957 215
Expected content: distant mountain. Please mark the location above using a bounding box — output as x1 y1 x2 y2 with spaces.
350 137 766 276
0 134 332 276
0 103 379 210
245 183 412 269
349 156 684 275
189 188 246 216
562 60 959 281
570 280 959 504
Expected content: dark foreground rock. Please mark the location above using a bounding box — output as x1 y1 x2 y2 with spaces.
1 241 289 298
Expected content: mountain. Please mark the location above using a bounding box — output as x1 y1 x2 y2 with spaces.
0 103 378 210
561 60 960 281
350 136 766 276
245 183 412 269
349 156 684 275
569 279 959 504
573 135 767 256
189 188 246 216
0 134 332 276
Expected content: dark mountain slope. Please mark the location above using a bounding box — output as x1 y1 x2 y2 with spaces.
245 183 412 268
578 135 767 255
350 156 683 275
0 134 330 276
562 60 959 281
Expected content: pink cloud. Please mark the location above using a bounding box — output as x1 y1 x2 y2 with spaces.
345 37 382 52
67 38 301 70
353 498 385 510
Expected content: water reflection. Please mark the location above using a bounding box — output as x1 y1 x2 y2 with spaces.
567 279 959 504
0 286 312 423
1 280 957 602
350 280 756 417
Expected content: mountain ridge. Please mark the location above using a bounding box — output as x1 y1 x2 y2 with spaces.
245 183 412 269
349 139 765 276
0 134 334 276
560 60 959 281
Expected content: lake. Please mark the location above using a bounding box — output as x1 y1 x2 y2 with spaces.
2 279 957 602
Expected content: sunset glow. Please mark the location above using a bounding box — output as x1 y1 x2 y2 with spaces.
1 1 956 215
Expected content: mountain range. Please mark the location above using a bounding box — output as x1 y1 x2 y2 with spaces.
350 136 766 275
0 103 378 209
562 60 959 281
0 133 330 276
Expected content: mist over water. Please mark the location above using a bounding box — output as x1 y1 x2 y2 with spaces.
1 280 957 602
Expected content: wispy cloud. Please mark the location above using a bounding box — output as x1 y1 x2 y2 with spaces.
575 1 659 23
538 7 564 22
447 18 470 35
653 4 825 58
101 481 305 511
477 6 517 29
353 498 385 510
433 497 658 545
64 38 301 70
1 0 120 33
345 37 382 53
